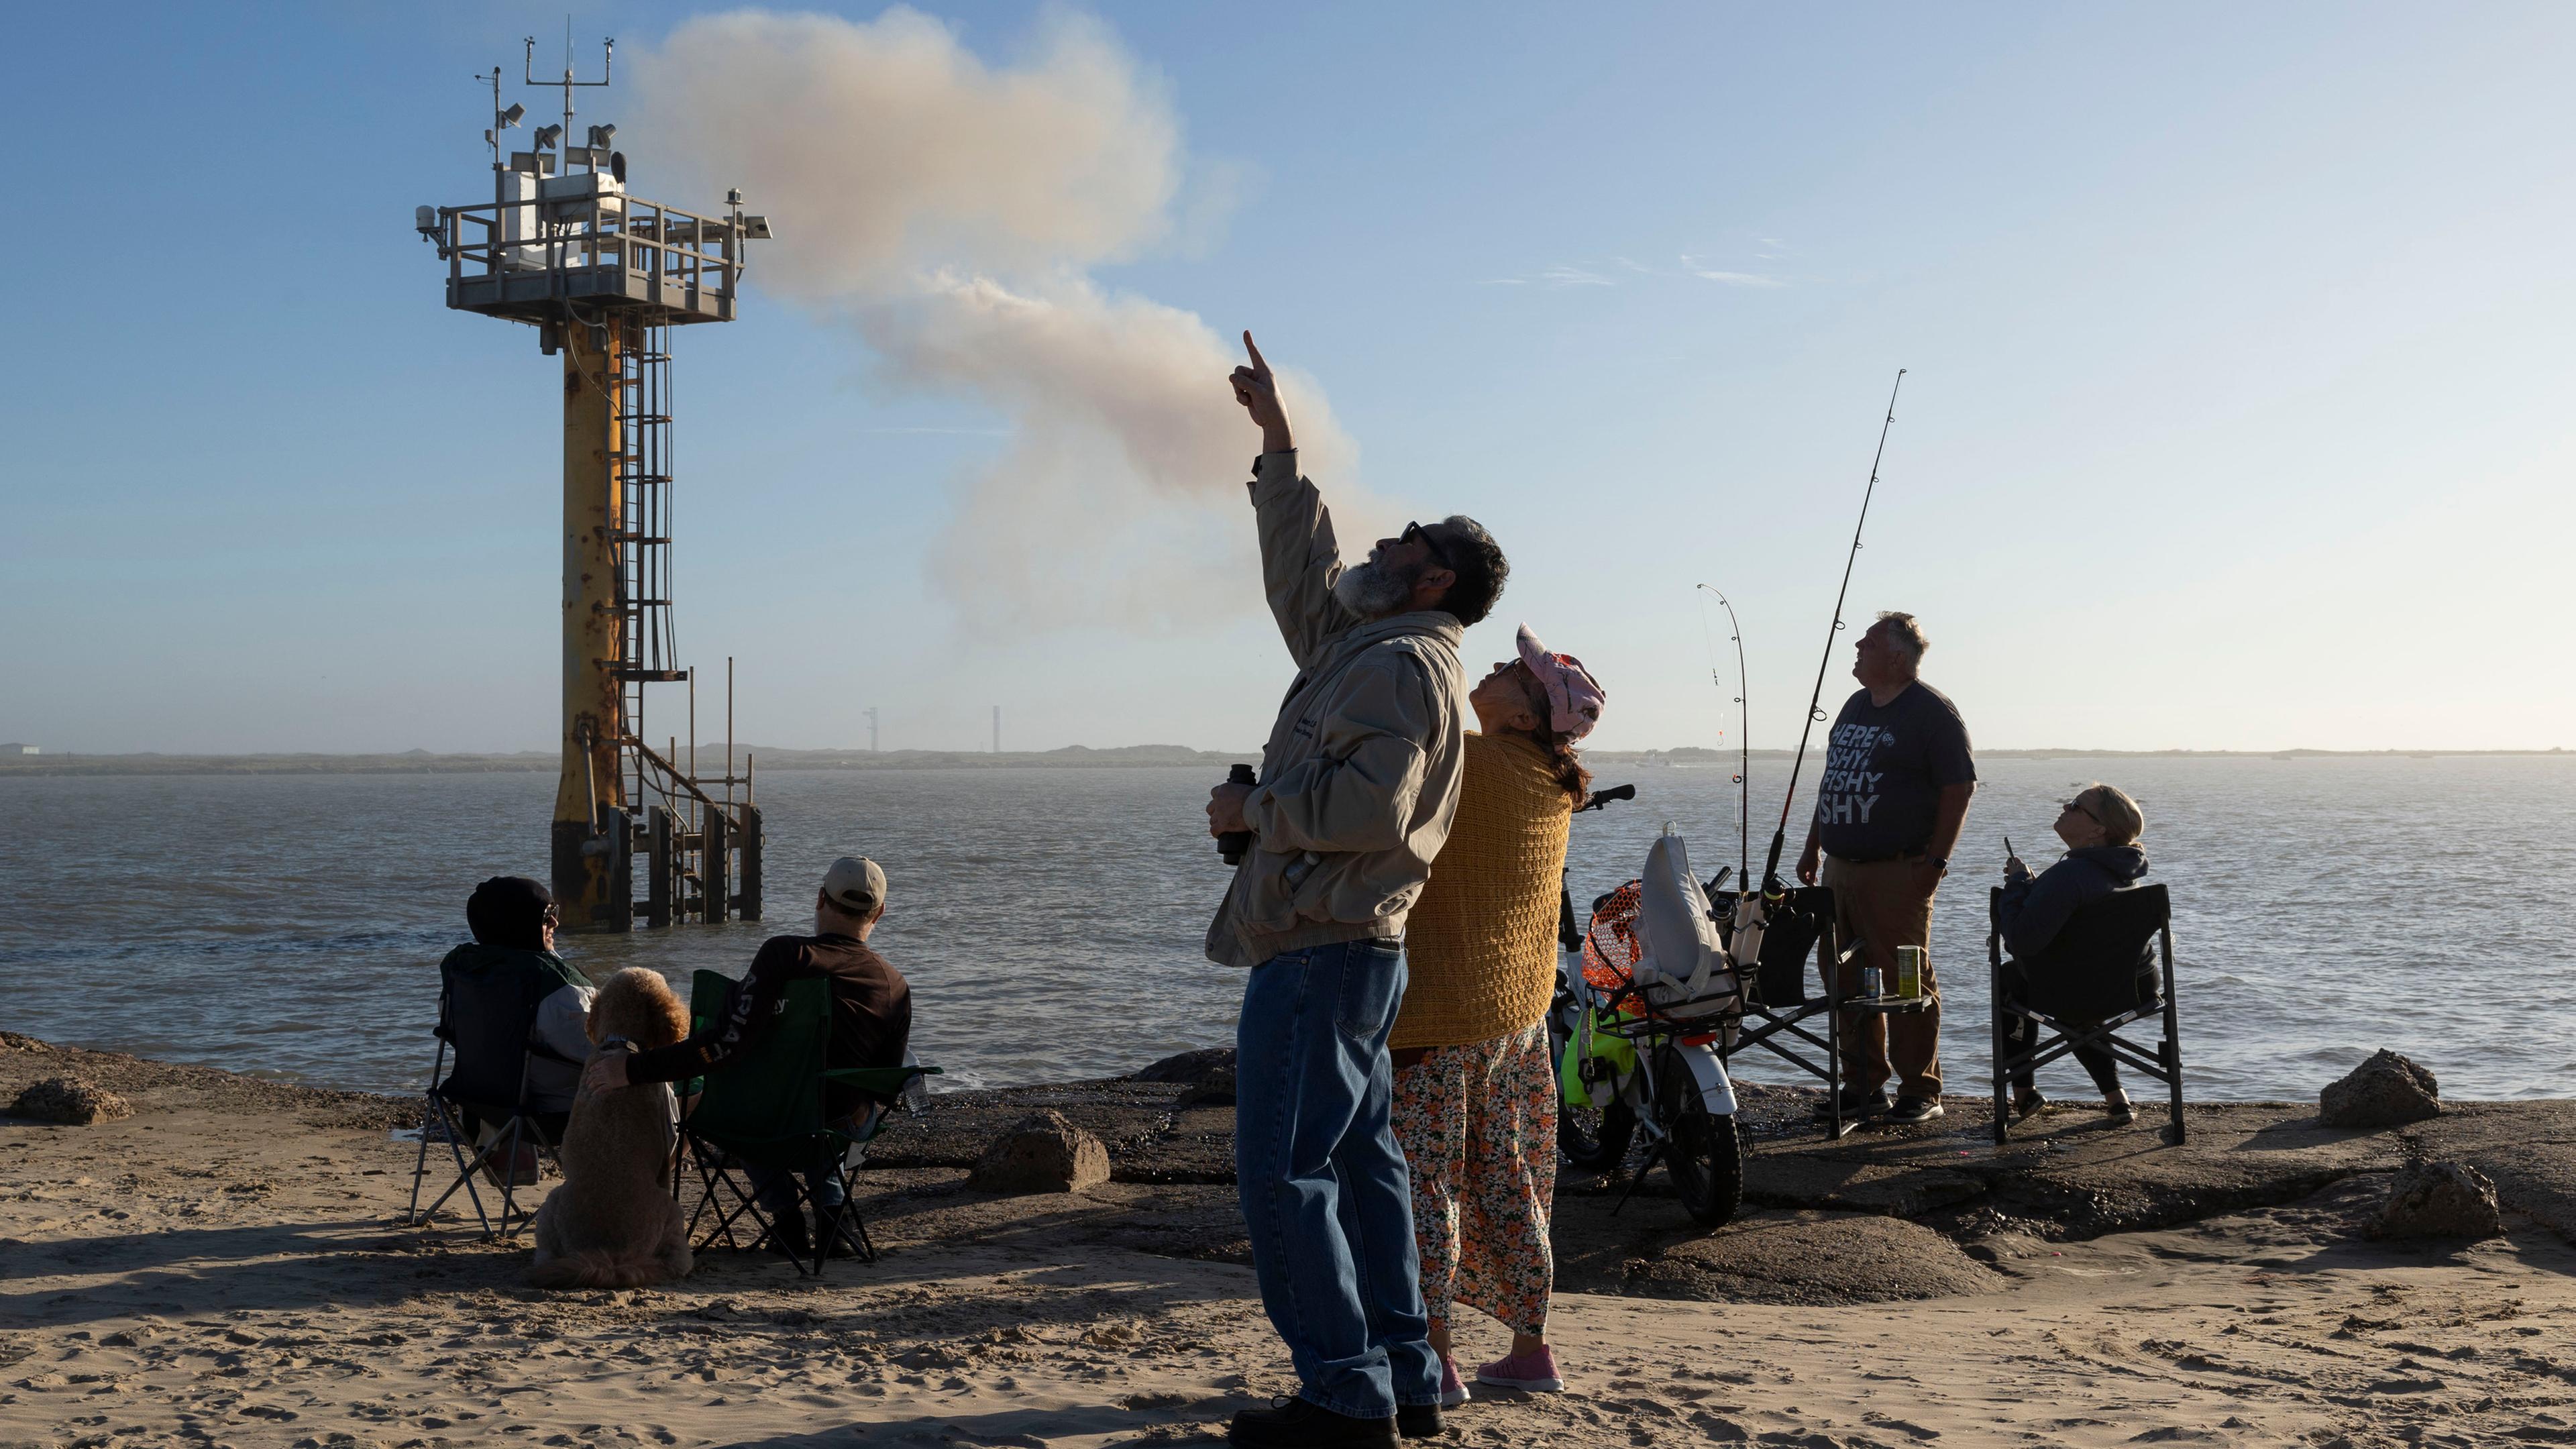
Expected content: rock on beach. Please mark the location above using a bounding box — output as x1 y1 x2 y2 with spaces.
967 1108 1112 1194
2373 1159 2506 1240
1132 1046 1237 1105
2320 1049 2440 1128
8 1075 133 1125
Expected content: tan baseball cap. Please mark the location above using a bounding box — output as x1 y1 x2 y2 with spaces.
821 856 886 915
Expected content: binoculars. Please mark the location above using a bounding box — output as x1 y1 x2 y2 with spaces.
1218 763 1256 865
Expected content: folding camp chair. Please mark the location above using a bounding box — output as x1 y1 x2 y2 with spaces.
678 970 938 1276
1716 885 1931 1140
405 959 578 1239
1987 882 2184 1144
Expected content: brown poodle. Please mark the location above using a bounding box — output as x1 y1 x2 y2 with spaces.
529 967 694 1289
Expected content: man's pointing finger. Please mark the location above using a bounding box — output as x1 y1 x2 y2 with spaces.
1242 331 1270 376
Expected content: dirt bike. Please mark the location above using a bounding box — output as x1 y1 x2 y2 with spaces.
1546 788 1746 1228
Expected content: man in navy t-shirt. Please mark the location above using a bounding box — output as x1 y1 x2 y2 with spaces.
1795 611 1976 1124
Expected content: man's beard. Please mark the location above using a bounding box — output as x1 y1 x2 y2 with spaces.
1332 555 1419 620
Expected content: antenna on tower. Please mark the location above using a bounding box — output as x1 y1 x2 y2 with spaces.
525 27 612 172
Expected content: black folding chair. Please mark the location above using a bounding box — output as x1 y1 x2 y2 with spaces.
405 959 578 1239
1717 885 1925 1140
1987 882 2184 1144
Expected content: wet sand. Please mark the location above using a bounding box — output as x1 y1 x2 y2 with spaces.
5 1035 2575 1448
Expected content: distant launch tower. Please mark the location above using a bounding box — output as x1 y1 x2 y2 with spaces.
417 36 771 932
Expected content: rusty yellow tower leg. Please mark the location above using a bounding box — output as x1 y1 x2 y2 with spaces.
552 320 633 931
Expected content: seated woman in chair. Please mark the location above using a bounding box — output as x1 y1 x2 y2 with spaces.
1998 783 2148 1124
441 876 594 1183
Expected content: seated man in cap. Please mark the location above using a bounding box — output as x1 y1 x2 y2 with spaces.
584 856 913 1258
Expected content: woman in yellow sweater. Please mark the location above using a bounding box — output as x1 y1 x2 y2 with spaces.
1391 625 1605 1404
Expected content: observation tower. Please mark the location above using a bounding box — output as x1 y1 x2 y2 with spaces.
416 37 772 932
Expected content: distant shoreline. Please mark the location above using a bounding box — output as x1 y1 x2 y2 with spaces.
0 743 2564 777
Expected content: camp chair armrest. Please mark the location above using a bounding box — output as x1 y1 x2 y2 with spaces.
822 1065 942 1095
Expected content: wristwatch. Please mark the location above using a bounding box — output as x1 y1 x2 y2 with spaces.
1928 856 1950 874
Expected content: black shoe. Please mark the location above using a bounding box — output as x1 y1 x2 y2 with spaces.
1396 1403 1442 1440
765 1208 814 1260
1228 1396 1398 1448
1814 1085 1889 1118
1886 1095 1944 1125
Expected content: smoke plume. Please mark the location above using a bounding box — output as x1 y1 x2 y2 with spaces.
630 8 1366 629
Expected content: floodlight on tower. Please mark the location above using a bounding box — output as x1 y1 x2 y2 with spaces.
415 36 775 932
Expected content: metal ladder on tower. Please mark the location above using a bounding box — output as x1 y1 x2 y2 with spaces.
611 321 696 919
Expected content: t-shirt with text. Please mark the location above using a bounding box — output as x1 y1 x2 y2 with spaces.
1813 682 1976 861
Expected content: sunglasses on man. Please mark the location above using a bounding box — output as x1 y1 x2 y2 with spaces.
1399 521 1455 571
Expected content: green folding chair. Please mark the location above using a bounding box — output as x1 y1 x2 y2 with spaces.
678 969 937 1275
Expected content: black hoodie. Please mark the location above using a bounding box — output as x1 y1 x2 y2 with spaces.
1997 844 2151 959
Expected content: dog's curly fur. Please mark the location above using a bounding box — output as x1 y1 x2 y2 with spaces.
529 968 694 1289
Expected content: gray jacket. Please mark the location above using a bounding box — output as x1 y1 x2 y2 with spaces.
1204 451 1468 969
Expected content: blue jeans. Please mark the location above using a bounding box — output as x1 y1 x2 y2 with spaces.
1235 938 1439 1419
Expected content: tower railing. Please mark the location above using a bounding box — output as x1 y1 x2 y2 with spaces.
436 194 745 327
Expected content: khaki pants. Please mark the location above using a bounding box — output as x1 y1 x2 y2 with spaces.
1822 855 1941 1099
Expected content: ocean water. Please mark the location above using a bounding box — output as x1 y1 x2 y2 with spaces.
1 757 2569 1102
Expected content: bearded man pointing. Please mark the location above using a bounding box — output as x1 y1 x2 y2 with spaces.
1205 333 1509 1448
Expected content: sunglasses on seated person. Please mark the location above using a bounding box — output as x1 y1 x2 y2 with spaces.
2059 798 2102 826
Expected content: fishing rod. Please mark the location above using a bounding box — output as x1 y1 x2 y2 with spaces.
1694 583 1751 888
1760 368 1907 897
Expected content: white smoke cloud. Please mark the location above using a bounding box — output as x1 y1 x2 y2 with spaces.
629 7 1370 630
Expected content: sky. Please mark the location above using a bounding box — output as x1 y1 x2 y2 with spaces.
3 2 2571 755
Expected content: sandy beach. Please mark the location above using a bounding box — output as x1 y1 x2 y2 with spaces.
6 1034 2575 1449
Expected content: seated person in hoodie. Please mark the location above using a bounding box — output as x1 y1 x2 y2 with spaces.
439 877 595 1183
1997 783 2150 1124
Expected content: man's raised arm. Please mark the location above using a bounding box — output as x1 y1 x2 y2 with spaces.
1231 331 1356 669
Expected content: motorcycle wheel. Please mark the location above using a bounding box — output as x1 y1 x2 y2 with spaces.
1662 1087 1744 1227
1559 1099 1635 1173
1549 997 1636 1173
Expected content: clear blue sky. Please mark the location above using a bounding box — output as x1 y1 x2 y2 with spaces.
5 3 2569 754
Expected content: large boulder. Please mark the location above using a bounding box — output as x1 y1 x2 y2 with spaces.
1179 1061 1238 1108
2320 1049 2440 1128
9 1077 133 1125
1130 1047 1234 1086
1133 1047 1238 1105
966 1109 1110 1194
2371 1159 2504 1240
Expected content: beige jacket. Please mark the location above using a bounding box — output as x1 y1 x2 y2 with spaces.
1204 451 1468 970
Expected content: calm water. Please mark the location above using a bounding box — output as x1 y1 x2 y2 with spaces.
1 758 2569 1101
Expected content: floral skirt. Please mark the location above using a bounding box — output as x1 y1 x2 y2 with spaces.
1389 1020 1556 1336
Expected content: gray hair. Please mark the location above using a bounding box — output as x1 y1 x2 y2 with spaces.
1876 610 1929 665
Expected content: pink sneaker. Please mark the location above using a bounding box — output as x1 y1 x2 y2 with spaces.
1438 1356 1471 1407
1476 1345 1565 1393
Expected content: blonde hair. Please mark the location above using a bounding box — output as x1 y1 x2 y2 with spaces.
2075 783 2145 845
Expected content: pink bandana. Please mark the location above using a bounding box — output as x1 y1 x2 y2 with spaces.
1516 624 1607 741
